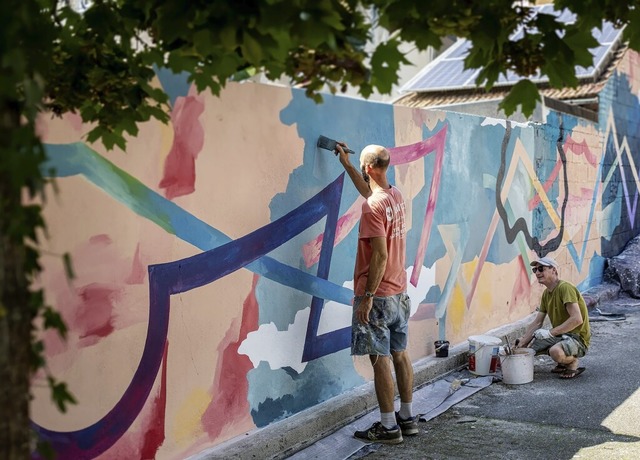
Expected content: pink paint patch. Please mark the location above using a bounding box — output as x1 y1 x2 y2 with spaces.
201 275 260 440
66 111 84 132
410 303 436 321
89 234 112 245
303 197 364 267
41 328 69 357
564 134 597 166
400 126 448 286
35 114 49 139
159 95 206 199
465 212 501 308
74 283 119 346
125 243 146 285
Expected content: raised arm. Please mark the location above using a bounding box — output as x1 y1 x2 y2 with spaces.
336 143 371 198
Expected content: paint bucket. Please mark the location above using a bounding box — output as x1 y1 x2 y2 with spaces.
468 335 502 376
500 348 535 384
434 340 449 358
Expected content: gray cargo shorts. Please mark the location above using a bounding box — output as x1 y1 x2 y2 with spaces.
351 292 411 356
530 333 588 358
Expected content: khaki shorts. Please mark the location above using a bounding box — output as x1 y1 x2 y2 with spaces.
530 333 588 358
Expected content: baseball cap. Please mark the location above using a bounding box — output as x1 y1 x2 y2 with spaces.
530 257 558 269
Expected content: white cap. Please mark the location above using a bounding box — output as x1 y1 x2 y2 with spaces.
530 256 558 269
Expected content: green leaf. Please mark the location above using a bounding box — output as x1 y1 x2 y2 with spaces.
43 306 68 339
370 40 408 94
475 61 501 90
241 31 264 63
48 376 77 413
625 9 640 50
31 340 46 371
35 440 56 460
563 27 599 67
86 126 106 145
500 79 541 117
219 26 238 49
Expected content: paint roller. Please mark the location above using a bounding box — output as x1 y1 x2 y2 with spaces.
317 135 355 154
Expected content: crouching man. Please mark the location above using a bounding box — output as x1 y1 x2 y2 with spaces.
517 257 591 379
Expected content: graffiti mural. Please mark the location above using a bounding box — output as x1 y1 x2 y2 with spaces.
31 50 640 459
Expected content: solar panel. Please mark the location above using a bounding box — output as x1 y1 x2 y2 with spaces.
400 6 622 93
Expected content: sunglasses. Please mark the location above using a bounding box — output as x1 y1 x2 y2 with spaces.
531 266 548 273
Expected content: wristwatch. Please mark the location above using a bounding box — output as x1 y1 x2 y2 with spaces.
365 291 374 298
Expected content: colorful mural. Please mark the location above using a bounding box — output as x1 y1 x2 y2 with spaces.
31 50 640 459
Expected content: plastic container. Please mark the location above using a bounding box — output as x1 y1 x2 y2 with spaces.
500 348 535 384
468 335 502 375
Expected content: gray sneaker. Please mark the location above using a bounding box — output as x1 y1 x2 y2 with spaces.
354 422 403 444
395 412 420 436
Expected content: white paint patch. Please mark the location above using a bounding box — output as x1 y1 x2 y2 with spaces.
481 117 529 129
238 308 310 373
406 264 436 317
318 280 353 335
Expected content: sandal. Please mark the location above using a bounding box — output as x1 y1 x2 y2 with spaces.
559 367 586 379
551 365 567 374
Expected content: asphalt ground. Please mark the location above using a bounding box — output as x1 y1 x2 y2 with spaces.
347 296 640 460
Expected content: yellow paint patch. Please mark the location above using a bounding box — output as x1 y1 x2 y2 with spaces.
173 388 210 445
476 288 494 316
448 285 466 336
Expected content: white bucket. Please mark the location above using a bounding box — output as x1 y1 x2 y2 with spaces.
468 335 502 376
500 348 535 384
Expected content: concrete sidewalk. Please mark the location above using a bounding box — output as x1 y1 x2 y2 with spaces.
194 285 638 460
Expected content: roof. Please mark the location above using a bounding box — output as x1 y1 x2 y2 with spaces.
395 43 627 110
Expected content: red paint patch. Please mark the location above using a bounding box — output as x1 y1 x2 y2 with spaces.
74 283 119 346
139 342 168 459
95 344 168 460
125 244 146 285
159 95 205 200
201 275 260 439
509 256 532 314
89 234 113 245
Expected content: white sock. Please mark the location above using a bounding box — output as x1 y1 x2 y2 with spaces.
380 411 396 429
398 402 413 420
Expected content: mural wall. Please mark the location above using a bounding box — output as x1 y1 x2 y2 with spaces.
31 50 640 459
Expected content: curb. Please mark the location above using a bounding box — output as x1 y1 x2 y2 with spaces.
189 316 533 460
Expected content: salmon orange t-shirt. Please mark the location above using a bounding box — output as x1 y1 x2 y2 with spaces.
354 186 407 296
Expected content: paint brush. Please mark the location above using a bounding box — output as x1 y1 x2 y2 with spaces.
317 135 355 154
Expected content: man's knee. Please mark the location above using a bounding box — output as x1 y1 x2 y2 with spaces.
549 343 572 361
369 354 392 368
391 350 410 366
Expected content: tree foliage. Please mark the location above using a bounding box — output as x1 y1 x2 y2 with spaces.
25 0 640 147
2 0 639 458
